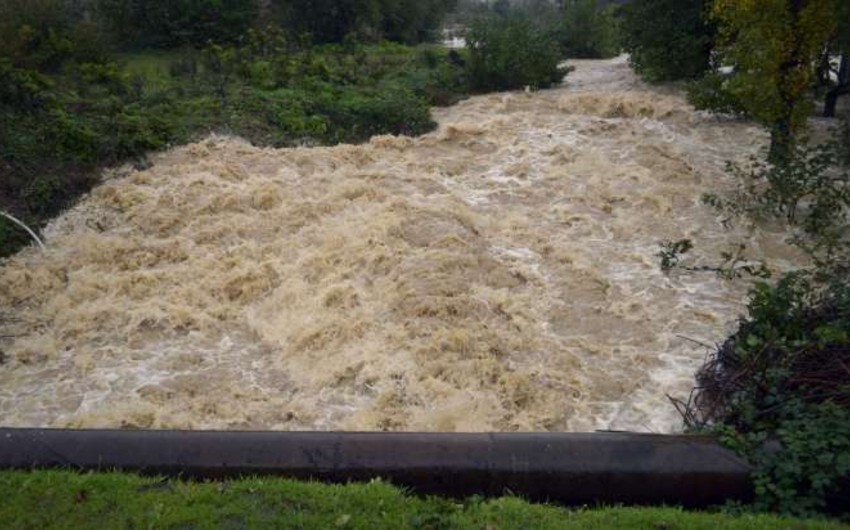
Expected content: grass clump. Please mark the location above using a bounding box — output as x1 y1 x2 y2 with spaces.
1 470 848 529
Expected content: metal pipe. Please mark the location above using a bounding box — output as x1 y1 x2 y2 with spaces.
0 429 752 507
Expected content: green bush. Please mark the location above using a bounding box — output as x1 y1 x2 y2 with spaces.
688 272 850 516
274 0 457 45
0 0 112 72
687 71 747 117
620 0 714 82
703 141 850 256
466 15 569 92
558 0 620 59
0 59 55 110
95 0 259 48
311 85 436 143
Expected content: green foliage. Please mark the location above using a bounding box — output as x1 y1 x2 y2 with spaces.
743 403 850 516
619 0 714 82
687 72 748 117
274 0 457 45
378 0 459 44
1 470 848 529
703 140 850 259
466 15 570 92
710 0 839 161
558 0 620 59
0 58 55 109
95 0 259 48
658 239 694 272
0 0 112 71
689 271 850 516
325 86 436 141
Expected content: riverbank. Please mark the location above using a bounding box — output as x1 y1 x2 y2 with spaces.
1 470 846 529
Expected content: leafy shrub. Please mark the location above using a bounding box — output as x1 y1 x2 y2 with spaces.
0 59 55 110
558 0 620 59
687 71 747 117
619 0 714 82
703 141 850 257
466 15 569 92
274 0 456 45
683 271 850 516
313 85 436 143
95 0 259 48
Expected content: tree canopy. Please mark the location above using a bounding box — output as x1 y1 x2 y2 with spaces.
619 0 714 82
710 0 839 159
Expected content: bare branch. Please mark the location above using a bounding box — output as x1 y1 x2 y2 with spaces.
1 211 45 251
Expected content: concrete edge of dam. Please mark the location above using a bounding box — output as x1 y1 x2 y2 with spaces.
0 429 753 507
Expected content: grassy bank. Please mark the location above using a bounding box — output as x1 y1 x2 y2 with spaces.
0 470 847 529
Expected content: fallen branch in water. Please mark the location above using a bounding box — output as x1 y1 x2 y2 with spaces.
1 211 45 251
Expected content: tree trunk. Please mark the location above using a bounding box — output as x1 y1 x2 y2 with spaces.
769 120 793 165
824 54 850 118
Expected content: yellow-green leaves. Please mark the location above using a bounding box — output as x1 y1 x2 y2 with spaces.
711 0 839 150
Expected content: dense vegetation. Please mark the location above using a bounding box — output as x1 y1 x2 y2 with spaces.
1 470 848 529
619 0 714 82
557 0 621 59
452 0 622 60
466 15 567 92
681 127 850 516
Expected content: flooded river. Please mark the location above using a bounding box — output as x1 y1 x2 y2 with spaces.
0 57 805 432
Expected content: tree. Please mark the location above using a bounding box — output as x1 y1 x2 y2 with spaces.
823 1 850 117
466 14 569 92
711 0 838 162
559 0 619 59
619 0 714 82
95 0 259 48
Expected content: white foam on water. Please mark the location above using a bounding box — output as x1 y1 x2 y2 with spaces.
0 57 807 432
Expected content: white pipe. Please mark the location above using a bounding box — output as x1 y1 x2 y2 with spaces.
0 211 45 251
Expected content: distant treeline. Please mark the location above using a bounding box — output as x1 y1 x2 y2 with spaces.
0 0 459 54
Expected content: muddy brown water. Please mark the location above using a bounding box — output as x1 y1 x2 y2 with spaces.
0 57 805 432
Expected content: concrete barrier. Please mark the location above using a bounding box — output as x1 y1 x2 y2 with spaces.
0 429 752 507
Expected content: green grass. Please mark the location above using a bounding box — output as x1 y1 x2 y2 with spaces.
0 470 847 529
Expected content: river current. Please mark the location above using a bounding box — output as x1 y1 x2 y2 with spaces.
0 57 805 432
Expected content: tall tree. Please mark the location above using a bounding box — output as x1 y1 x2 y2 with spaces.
711 0 838 161
619 0 714 82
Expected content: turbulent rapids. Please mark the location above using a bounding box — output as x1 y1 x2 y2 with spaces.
0 57 806 432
